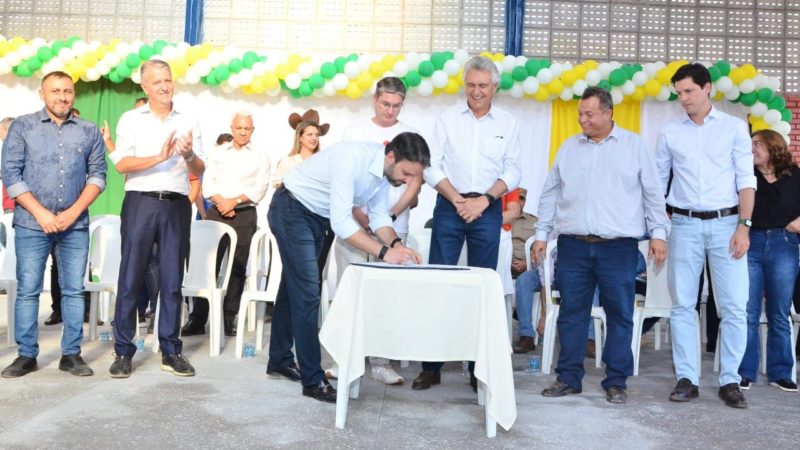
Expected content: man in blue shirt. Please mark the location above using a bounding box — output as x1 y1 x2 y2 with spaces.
1 71 107 378
267 132 428 403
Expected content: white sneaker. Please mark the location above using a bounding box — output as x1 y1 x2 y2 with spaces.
371 364 404 385
325 365 338 380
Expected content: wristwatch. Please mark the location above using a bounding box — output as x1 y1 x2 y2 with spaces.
483 193 497 205
738 218 752 228
236 198 243 205
184 151 195 162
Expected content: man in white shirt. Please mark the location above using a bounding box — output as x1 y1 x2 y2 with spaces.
109 60 205 378
267 133 428 403
334 76 421 385
182 111 270 338
532 87 669 404
414 55 521 392
656 63 755 409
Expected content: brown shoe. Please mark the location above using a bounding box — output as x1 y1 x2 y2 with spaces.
513 336 535 354
669 377 699 402
411 370 441 390
719 383 747 409
585 340 596 359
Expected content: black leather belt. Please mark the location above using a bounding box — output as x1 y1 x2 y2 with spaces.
141 191 186 201
566 234 624 244
460 192 483 198
668 205 738 220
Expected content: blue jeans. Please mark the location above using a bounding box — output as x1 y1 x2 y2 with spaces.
14 225 89 358
515 269 541 338
555 236 638 390
267 188 328 387
669 213 748 386
739 228 799 382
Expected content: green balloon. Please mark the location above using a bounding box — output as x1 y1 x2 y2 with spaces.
756 88 774 103
525 59 541 76
334 57 347 73
443 51 454 60
279 79 287 90
609 68 628 86
740 91 757 106
229 58 243 73
26 58 42 72
780 108 792 122
67 36 81 46
36 47 54 62
139 44 154 60
708 66 721 82
622 65 637 78
205 73 219 86
430 52 447 70
116 64 132 78
500 73 513 90
153 40 167 54
418 61 434 77
214 65 230 82
669 92 678 101
730 93 742 103
52 40 66 55
768 96 786 110
347 53 359 62
108 71 122 83
309 74 325 89
298 80 313 97
405 70 421 87
320 62 337 79
540 59 551 69
597 80 612 92
288 88 301 99
126 53 141 69
511 66 527 82
242 51 259 68
15 64 32 77
715 60 731 76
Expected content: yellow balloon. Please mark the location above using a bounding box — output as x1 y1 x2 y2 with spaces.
10 36 25 49
667 60 689 73
740 64 757 79
96 45 109 58
750 118 769 131
644 79 661 97
534 86 549 101
479 51 493 59
713 90 725 101
108 38 121 50
632 87 645 101
200 43 213 57
492 53 504 63
251 78 266 93
263 73 279 89
748 114 758 124
369 61 385 78
275 63 290 79
382 55 397 68
69 60 86 76
583 60 598 70
186 47 202 64
287 54 302 71
0 42 9 57
346 81 363 99
81 52 98 66
547 79 564 94
171 58 188 77
573 64 587 79
241 85 253 95
728 68 745 85
656 69 672 85
560 70 576 86
457 69 464 84
444 78 459 94
356 71 373 90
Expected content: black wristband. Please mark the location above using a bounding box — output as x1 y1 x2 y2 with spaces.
390 237 403 248
483 193 496 205
391 214 397 221
378 245 389 260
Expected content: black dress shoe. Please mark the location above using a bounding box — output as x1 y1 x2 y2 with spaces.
224 318 237 337
541 380 581 397
412 370 441 390
606 386 627 404
161 353 196 377
267 363 301 382
180 319 205 336
302 379 337 403
109 355 132 378
44 311 62 325
59 354 94 376
1 356 38 378
669 377 699 402
719 383 747 409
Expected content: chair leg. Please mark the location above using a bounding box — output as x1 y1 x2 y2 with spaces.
532 293 541 346
631 311 643 377
151 295 161 353
654 320 662 350
235 298 249 359
790 317 797 384
209 293 223 357
88 292 99 341
695 313 702 379
542 306 559 374
255 302 265 351
505 294 513 344
247 301 256 332
593 316 603 369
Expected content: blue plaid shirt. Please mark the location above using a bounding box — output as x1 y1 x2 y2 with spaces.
1 109 107 231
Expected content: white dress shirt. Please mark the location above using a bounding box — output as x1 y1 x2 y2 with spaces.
111 104 204 195
283 141 392 239
202 141 271 204
341 118 418 234
655 107 756 211
424 102 521 194
535 124 670 241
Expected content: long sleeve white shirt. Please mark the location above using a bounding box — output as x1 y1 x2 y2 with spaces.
202 141 271 204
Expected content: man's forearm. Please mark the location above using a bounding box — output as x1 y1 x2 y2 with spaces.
738 188 755 219
65 184 101 216
115 155 166 174
15 191 50 216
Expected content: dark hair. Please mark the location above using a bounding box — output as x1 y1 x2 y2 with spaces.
216 133 233 146
581 86 613 111
41 71 72 85
134 97 148 106
671 63 711 88
752 129 794 178
70 108 80 116
375 77 407 99
385 132 430 167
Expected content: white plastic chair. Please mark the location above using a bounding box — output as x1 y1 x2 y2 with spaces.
318 247 336 326
84 215 123 341
155 221 237 356
0 214 16 346
523 236 542 345
235 229 279 359
540 240 560 374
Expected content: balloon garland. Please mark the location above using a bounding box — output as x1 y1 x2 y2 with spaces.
0 35 792 142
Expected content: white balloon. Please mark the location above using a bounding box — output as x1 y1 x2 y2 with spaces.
632 71 648 87
643 63 658 78
267 86 282 96
738 79 755 94
656 86 671 101
550 62 563 77
559 86 574 101
522 76 540 94
115 42 131 56
724 86 740 101
332 73 348 90
222 45 239 61
184 71 200 84
431 70 448 88
715 76 733 93
562 62 573 71
536 67 553 84
220 82 235 94
750 102 768 117
161 46 177 61
193 60 212 76
515 55 528 66
85 67 100 82
453 49 469 64
417 79 433 96
609 61 622 70
297 62 312 78
48 58 64 71
405 51 420 68
767 76 781 91
251 62 267 76
502 55 517 73
494 61 503 75
238 70 253 85
611 88 624 104
105 52 121 66
572 79 588 96
323 81 336 96
654 61 667 70
207 51 224 66
130 40 144 52
130 70 141 84
17 44 34 59
31 38 46 49
357 55 372 72
585 69 601 86
176 42 190 53
285 73 302 89
773 121 791 135
344 61 360 79
393 60 409 77
58 47 75 62
598 62 612 78
88 40 101 51
5 52 21 67
227 73 241 88
779 133 791 145
752 73 767 89
621 80 636 95
509 82 524 98
763 109 782 125
443 59 460 76
72 41 88 54
0 59 11 75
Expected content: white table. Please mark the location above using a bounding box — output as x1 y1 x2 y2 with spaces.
318 263 517 437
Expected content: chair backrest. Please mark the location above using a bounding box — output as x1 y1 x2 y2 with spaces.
0 214 15 281
542 239 558 305
183 221 238 290
640 240 673 309
265 233 283 301
407 229 432 264
524 236 535 272
85 216 122 284
245 228 270 291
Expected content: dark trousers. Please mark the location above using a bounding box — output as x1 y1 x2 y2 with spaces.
190 207 258 323
554 235 638 390
113 191 190 356
267 187 328 387
422 194 502 373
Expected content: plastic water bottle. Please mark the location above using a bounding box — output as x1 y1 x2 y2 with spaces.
134 337 145 351
526 355 541 373
244 343 255 358
98 331 111 342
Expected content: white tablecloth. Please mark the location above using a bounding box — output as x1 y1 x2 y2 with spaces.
319 263 517 433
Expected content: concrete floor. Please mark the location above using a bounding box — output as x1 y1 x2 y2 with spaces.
0 297 797 450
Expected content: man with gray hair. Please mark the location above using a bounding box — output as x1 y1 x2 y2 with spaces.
531 86 669 404
182 110 270 337
109 59 204 378
414 55 521 392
